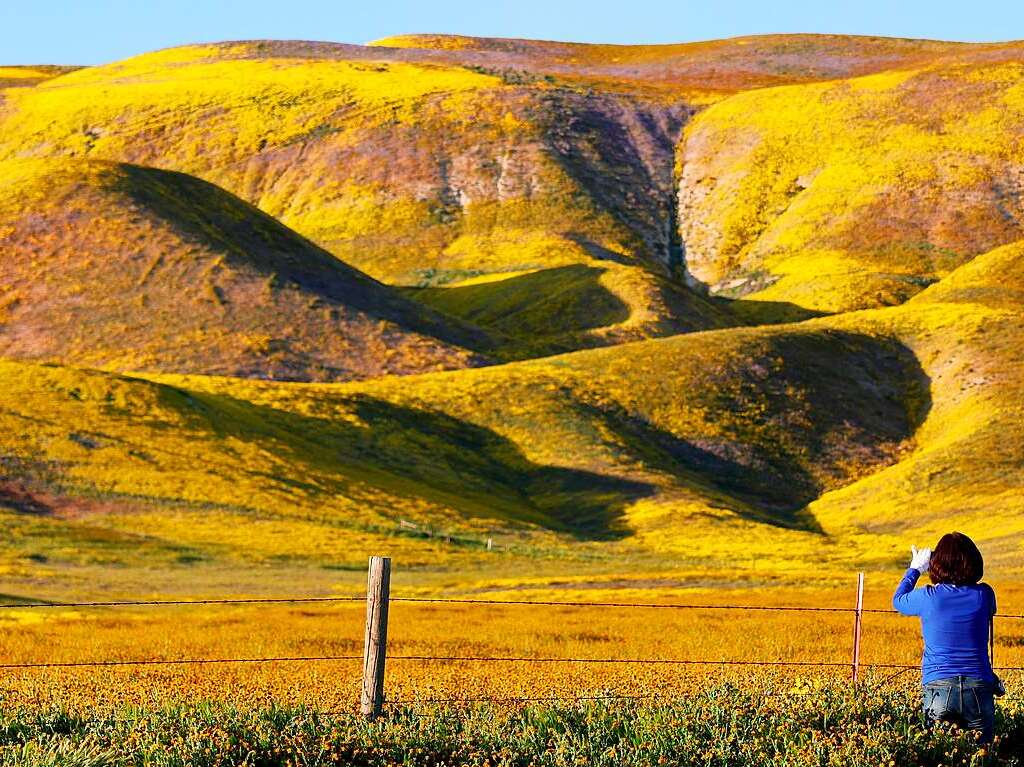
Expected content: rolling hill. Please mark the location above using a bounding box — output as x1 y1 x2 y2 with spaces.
367 33 969 95
0 43 697 347
676 43 1024 313
0 65 80 89
4 247 1018 589
0 157 490 380
1 33 1023 597
0 316 927 579
0 36 988 353
809 241 1024 560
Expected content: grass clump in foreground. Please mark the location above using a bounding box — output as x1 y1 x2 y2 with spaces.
1 681 1022 766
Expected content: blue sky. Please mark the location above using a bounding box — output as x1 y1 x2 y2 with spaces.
5 0 1024 66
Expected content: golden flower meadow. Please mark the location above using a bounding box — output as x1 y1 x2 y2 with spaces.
1 682 1022 766
3 596 1024 764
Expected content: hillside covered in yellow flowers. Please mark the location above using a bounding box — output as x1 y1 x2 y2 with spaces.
1 34 1022 599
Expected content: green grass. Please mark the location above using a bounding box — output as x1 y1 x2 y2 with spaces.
1 680 1020 766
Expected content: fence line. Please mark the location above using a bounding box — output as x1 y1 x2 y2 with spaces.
386 656 859 667
4 594 1021 619
383 692 665 705
0 596 364 609
0 655 361 669
4 557 1019 718
389 597 893 614
0 656 913 671
11 654 1021 673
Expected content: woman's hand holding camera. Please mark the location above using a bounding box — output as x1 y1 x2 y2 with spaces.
910 545 932 573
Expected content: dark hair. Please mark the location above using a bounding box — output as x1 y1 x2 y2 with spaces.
930 532 984 585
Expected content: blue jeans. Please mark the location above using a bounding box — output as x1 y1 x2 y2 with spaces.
922 675 995 743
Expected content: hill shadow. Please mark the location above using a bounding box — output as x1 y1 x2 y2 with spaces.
407 264 630 339
169 387 654 541
564 234 635 266
570 399 825 533
565 329 933 532
678 265 830 327
164 328 931 539
111 163 494 353
712 297 830 325
539 91 682 269
145 323 931 541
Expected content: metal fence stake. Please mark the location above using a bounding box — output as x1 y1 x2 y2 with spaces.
852 572 865 685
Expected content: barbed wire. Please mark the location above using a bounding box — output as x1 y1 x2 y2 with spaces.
0 654 925 671
389 597 893 614
0 655 361 670
387 655 860 667
0 596 364 609
4 593 1022 619
383 692 664 705
9 650 1024 673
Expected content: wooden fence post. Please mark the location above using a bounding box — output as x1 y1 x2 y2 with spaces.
852 571 864 685
361 556 391 719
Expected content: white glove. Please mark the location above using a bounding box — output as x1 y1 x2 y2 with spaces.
910 545 931 573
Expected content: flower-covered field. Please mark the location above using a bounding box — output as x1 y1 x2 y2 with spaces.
2 682 1021 766
3 584 1024 767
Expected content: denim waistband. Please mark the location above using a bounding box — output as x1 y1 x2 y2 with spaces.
923 675 991 689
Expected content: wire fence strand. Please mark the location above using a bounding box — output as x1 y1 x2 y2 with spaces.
387 655 859 667
15 654 1009 671
0 655 362 670
0 596 364 609
389 597 890 614
383 692 664 705
4 593 1023 619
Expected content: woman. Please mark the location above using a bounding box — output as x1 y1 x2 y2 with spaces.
893 532 999 743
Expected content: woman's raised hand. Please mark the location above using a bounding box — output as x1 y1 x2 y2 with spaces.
910 545 932 573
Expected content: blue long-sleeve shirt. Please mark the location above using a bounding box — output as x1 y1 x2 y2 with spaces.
892 567 996 684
